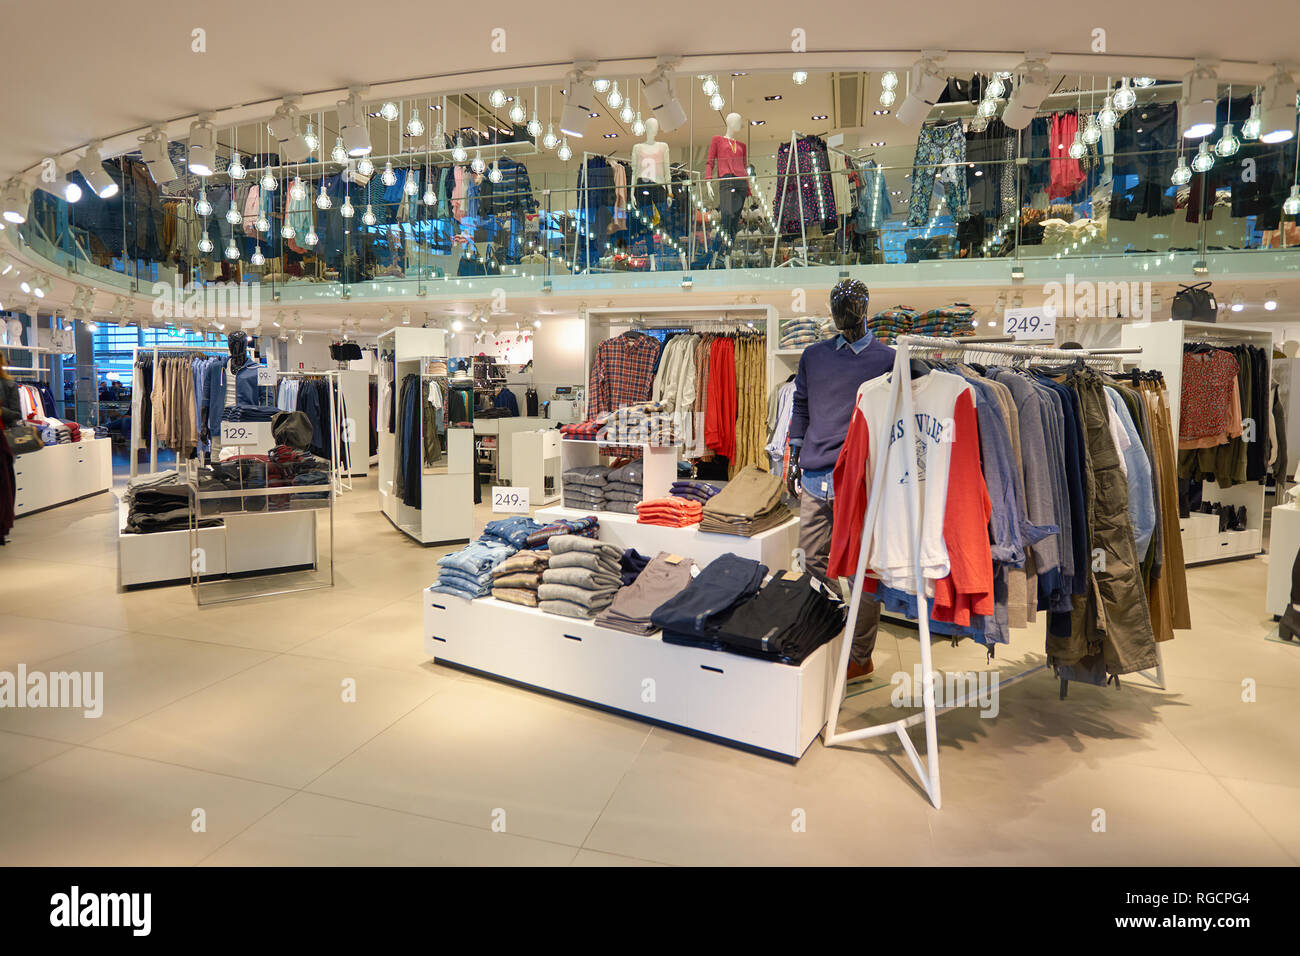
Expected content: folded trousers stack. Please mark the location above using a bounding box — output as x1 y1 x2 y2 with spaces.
699 466 792 536
596 552 697 635
651 553 768 649
714 571 846 664
537 535 625 619
490 550 550 608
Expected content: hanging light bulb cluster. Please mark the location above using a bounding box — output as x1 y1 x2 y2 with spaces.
700 75 724 112
879 70 898 108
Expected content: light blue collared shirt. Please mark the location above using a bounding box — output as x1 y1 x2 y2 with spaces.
796 330 875 500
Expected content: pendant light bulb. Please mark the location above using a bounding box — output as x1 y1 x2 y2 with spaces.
407 113 425 137
303 121 319 153
792 70 808 86
632 112 646 136
542 125 558 150
488 161 503 184
380 101 399 122
986 75 1006 99
977 97 997 119
700 76 717 97
251 247 265 266
620 102 635 124
227 153 246 180
260 167 277 191
1215 122 1241 157
607 81 623 110
224 239 239 261
1098 96 1119 129
879 88 896 108
256 215 269 233
281 223 296 240
557 138 572 162
331 137 347 164
709 93 725 111
1082 114 1102 145
194 189 212 218
471 151 486 175
489 89 507 109
452 138 468 163
357 156 374 177
404 172 419 196
881 71 899 91
527 112 543 137
1068 131 1086 160
1114 77 1137 111
197 231 214 254
316 184 332 209
340 195 355 218
1284 185 1300 216
1171 155 1192 186
304 230 319 247
423 183 436 205
362 204 376 226
381 161 396 187
224 205 241 225
509 101 526 125
1191 139 1215 173
1242 103 1262 140
289 177 306 202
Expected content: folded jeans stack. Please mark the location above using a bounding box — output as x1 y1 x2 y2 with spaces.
650 552 769 649
537 534 624 619
490 550 550 608
221 404 281 423
669 478 721 505
635 496 703 527
562 464 609 511
699 466 793 536
596 551 698 634
526 515 600 550
430 541 514 600
714 571 846 664
480 515 544 550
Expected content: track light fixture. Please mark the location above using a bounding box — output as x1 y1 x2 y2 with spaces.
269 98 313 162
140 127 178 183
1179 63 1220 139
77 143 119 198
1 180 30 223
896 53 948 127
1265 289 1279 311
560 65 597 138
1001 55 1052 130
643 57 687 132
187 116 217 176
339 92 374 157
1259 67 1298 144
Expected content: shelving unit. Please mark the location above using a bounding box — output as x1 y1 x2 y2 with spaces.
13 438 112 517
1121 320 1270 565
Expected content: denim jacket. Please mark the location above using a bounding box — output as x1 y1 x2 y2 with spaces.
203 360 265 435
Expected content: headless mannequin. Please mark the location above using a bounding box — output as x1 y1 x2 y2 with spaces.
630 119 673 258
706 113 749 263
200 330 253 446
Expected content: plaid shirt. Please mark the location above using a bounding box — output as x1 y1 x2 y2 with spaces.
588 332 661 417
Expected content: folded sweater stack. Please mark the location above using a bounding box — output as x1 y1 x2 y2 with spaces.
526 515 600 550
596 551 698 635
563 464 609 511
490 550 550 608
430 540 514 600
669 478 721 505
913 304 976 337
537 535 625 619
635 496 703 527
867 306 918 344
602 459 643 514
778 316 827 350
597 401 678 446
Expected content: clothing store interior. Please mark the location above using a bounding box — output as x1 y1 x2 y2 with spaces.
2 1 1300 870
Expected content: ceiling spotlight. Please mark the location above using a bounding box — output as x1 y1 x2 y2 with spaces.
1001 56 1051 129
1179 63 1220 139
380 101 400 122
643 60 688 132
187 117 217 176
269 101 312 162
792 71 808 86
896 55 948 127
1260 67 1298 144
339 93 373 157
77 143 119 198
1134 76 1157 88
37 168 81 204
533 318 542 328
451 319 464 332
140 127 178 183
2 181 30 224
561 70 596 138
1265 290 1279 311
1230 290 1245 312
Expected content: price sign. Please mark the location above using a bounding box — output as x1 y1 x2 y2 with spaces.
220 422 258 445
257 365 277 386
491 486 530 514
1003 305 1057 341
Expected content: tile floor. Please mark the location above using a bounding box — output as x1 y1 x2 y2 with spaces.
1 479 1297 866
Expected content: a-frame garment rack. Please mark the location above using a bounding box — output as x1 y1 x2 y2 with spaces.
822 334 1151 809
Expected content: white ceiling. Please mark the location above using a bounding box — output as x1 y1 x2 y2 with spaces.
3 0 1299 179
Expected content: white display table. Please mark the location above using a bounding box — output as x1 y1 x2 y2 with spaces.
535 504 799 569
424 590 837 760
13 438 112 517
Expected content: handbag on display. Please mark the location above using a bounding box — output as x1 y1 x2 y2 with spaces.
3 423 43 454
1171 282 1218 322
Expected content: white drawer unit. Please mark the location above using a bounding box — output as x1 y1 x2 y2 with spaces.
424 590 837 760
13 439 112 517
1179 513 1262 565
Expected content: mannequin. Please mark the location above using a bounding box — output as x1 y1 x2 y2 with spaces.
630 119 672 253
200 330 260 446
787 279 895 683
705 113 750 262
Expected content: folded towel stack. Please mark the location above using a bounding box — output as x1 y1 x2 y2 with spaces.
596 551 698 635
635 496 703 527
526 515 600 550
562 464 610 511
430 540 514 600
490 550 550 608
537 535 625 619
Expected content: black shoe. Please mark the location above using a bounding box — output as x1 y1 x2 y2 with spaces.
1233 506 1248 532
1280 606 1300 642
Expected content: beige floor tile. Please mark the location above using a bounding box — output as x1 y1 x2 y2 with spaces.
287 597 434 671
0 747 292 866
569 848 667 866
0 634 272 744
0 730 71 781
201 792 577 866
307 678 651 846
0 615 125 670
93 654 441 788
1217 777 1300 864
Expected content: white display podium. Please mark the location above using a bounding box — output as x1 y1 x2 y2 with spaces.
424 590 837 760
535 504 799 569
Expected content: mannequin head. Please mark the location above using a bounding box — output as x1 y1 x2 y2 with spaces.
724 112 742 137
644 117 659 143
829 279 869 340
227 329 249 367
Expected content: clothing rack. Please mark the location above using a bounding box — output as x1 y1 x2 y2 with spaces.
821 334 1153 809
129 344 232 478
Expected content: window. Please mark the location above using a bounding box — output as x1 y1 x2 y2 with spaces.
92 326 217 387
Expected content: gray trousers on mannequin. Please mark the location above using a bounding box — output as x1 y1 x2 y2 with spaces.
798 493 880 665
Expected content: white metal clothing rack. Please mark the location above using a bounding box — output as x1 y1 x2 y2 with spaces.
128 343 231 478
275 370 351 493
822 334 1151 809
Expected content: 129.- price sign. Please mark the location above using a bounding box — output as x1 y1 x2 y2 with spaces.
1003 305 1057 341
220 422 258 445
491 486 530 514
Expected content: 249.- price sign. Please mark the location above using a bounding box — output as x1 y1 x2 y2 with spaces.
491 486 530 514
1003 305 1057 341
